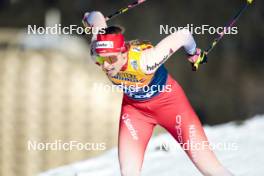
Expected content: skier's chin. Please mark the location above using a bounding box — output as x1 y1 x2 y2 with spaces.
106 70 118 77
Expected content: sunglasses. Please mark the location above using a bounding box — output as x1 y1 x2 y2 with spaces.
96 54 120 65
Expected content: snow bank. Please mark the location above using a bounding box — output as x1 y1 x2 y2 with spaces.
39 115 264 176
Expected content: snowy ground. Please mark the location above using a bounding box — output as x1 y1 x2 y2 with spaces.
39 115 264 176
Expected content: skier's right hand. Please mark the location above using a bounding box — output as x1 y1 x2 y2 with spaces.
82 11 107 29
188 48 208 71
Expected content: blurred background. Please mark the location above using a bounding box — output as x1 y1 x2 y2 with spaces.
0 0 263 176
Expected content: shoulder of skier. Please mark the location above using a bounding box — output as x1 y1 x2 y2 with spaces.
140 29 197 74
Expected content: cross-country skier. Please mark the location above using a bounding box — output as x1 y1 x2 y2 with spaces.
83 11 234 176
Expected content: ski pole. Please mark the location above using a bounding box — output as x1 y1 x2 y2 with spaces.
105 0 147 21
205 0 254 55
192 0 254 71
82 0 147 33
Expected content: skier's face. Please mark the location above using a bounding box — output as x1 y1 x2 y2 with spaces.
98 52 127 76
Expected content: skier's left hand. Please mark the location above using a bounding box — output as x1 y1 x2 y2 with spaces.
188 48 207 71
82 11 107 30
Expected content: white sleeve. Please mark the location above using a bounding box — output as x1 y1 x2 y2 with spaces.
140 29 196 74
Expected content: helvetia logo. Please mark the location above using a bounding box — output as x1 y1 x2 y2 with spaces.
95 41 114 49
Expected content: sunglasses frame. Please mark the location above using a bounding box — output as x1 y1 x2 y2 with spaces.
96 53 122 65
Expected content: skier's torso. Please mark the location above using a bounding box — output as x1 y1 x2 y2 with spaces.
108 43 168 101
91 28 198 101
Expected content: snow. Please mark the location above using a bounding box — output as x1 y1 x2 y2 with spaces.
39 115 264 176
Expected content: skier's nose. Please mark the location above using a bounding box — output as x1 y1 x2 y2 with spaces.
103 61 111 70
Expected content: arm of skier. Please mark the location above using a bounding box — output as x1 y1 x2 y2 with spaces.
82 11 107 63
140 29 198 74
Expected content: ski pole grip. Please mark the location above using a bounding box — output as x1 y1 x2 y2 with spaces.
247 0 254 4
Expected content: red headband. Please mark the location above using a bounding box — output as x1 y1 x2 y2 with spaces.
95 34 126 54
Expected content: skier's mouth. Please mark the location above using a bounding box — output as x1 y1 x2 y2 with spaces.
105 68 115 76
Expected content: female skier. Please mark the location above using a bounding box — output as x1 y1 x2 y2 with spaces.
83 11 233 176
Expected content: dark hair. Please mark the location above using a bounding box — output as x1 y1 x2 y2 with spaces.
104 25 125 34
104 25 152 47
128 40 152 46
